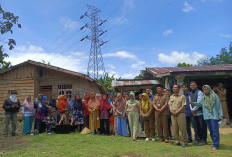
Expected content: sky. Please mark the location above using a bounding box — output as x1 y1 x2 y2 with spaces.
0 0 232 79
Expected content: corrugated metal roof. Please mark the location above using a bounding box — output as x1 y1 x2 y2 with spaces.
146 64 232 76
112 79 160 87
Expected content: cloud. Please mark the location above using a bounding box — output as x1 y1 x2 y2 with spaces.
123 0 135 9
107 64 116 69
201 0 223 2
108 70 138 79
113 16 129 25
220 33 232 38
6 45 89 73
158 51 206 65
103 51 145 69
182 1 194 13
59 17 79 31
163 29 173 36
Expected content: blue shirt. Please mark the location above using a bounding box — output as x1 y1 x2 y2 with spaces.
183 92 192 117
194 94 223 120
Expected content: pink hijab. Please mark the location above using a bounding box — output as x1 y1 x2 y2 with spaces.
23 95 34 111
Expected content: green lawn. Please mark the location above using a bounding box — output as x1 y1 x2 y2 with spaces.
1 132 232 157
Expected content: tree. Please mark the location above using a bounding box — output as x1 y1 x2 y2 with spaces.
97 73 116 94
177 62 194 67
197 42 232 66
134 70 146 79
0 5 21 70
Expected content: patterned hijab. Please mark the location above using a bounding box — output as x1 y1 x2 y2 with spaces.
88 92 100 108
23 95 34 111
202 85 216 113
141 93 149 113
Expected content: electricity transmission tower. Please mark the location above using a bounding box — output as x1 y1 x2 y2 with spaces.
80 4 107 79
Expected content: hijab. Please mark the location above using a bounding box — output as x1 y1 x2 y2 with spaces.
56 95 64 109
141 93 149 113
100 94 112 111
83 92 90 107
49 94 57 108
128 92 136 104
36 93 44 108
108 94 114 105
9 94 18 103
23 95 34 111
88 92 100 108
114 93 126 112
202 85 216 113
73 94 83 110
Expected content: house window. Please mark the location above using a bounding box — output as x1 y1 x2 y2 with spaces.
58 84 73 99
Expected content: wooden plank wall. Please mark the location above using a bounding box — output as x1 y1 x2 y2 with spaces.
0 65 35 119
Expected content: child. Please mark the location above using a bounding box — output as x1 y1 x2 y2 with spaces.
46 108 61 135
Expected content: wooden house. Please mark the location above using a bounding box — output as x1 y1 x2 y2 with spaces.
0 60 104 119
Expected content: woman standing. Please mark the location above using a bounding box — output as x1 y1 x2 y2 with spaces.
88 92 101 133
100 94 112 135
126 92 140 141
49 94 58 111
83 92 90 128
73 94 84 132
22 95 34 134
192 85 223 151
113 93 128 137
59 95 68 115
140 93 155 141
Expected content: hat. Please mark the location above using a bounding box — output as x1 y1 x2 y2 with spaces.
81 127 91 134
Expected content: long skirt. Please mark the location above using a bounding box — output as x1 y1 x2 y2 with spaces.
23 116 34 134
89 110 100 131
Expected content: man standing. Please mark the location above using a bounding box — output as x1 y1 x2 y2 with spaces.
169 84 187 147
153 85 169 143
214 83 230 125
146 89 154 101
182 84 194 143
189 81 207 146
3 91 21 137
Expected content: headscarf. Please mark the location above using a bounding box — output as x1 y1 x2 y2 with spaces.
100 94 112 111
23 95 34 111
9 94 18 103
59 94 68 113
68 95 74 109
49 94 57 109
56 95 64 109
73 94 83 110
114 93 126 113
141 93 149 113
88 92 100 108
83 93 90 107
202 85 216 113
127 92 136 104
108 94 114 105
36 93 44 108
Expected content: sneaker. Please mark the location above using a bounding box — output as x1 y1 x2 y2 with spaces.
182 144 187 147
47 133 52 135
173 142 180 146
151 138 156 142
30 133 35 136
198 140 208 146
145 138 150 141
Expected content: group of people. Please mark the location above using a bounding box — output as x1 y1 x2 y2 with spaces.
2 81 230 151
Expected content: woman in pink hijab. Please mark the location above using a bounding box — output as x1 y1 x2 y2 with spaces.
22 95 34 134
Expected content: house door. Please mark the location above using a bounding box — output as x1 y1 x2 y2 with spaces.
40 86 52 97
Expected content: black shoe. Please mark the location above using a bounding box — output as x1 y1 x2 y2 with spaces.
182 144 187 147
12 133 16 136
187 139 193 143
198 140 208 146
194 140 200 145
173 142 180 146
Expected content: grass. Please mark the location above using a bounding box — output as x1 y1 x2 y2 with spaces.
1 131 232 157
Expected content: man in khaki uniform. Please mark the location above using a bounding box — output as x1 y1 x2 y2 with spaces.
153 85 169 143
169 84 187 147
213 83 230 124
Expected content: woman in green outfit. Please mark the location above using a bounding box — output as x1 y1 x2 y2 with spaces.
126 92 140 141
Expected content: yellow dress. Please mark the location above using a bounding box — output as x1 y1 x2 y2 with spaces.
88 106 100 131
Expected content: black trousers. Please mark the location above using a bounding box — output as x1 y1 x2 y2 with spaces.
84 115 89 128
100 119 110 135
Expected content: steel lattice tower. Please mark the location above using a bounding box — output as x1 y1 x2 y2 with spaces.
80 4 107 79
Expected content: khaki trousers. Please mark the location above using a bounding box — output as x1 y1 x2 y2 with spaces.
171 112 187 144
143 113 155 138
221 101 230 123
157 115 169 140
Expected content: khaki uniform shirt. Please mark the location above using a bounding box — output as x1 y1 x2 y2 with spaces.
153 94 169 116
169 94 186 112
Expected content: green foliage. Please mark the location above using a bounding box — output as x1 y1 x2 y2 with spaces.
198 42 232 66
177 63 193 67
96 73 116 94
0 45 11 71
0 5 21 51
134 70 146 79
